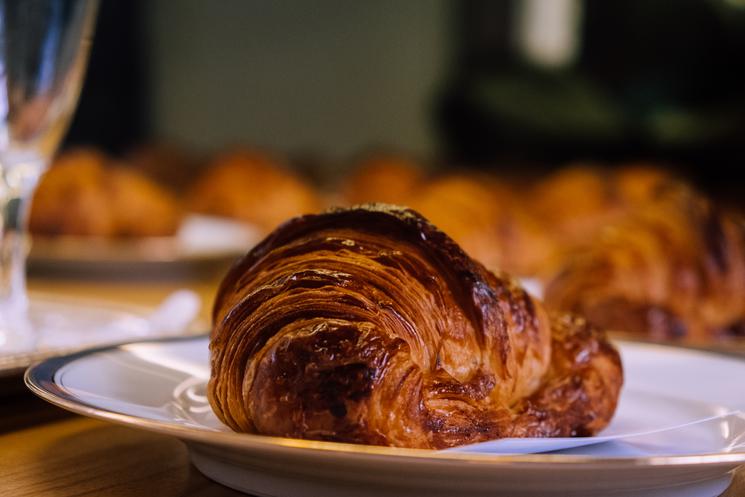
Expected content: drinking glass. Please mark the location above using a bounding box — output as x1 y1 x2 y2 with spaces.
0 0 98 351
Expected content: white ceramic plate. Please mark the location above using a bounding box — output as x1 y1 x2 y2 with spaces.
26 337 745 497
28 215 259 277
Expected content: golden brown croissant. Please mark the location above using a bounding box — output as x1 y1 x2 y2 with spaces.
545 185 745 340
209 205 622 449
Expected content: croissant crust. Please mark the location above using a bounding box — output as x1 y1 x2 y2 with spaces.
209 204 622 449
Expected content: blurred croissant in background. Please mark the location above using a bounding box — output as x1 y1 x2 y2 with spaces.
340 152 425 206
29 148 182 238
544 184 745 340
32 143 745 346
408 173 554 276
529 163 674 252
187 149 321 234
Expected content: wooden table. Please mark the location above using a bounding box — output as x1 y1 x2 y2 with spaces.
1 277 744 496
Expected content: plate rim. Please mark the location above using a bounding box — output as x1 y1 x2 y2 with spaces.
23 334 745 469
29 214 258 265
29 235 245 264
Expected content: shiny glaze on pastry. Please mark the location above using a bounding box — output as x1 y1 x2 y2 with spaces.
209 205 622 449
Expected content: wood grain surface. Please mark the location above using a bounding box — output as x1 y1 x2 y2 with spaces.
0 417 244 496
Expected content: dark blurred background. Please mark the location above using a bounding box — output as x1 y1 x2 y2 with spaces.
64 0 745 201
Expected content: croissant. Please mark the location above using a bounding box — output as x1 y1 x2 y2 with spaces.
209 205 623 449
545 185 745 340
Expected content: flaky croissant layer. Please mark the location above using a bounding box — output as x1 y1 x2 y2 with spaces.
209 205 623 449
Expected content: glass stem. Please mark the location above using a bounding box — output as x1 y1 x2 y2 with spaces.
0 190 29 307
0 156 43 351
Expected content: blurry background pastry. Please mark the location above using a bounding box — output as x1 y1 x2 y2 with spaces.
341 152 425 205
128 143 202 194
106 165 183 237
187 148 321 233
544 184 745 340
29 148 182 238
528 163 676 268
613 163 673 206
408 173 554 276
29 149 117 237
